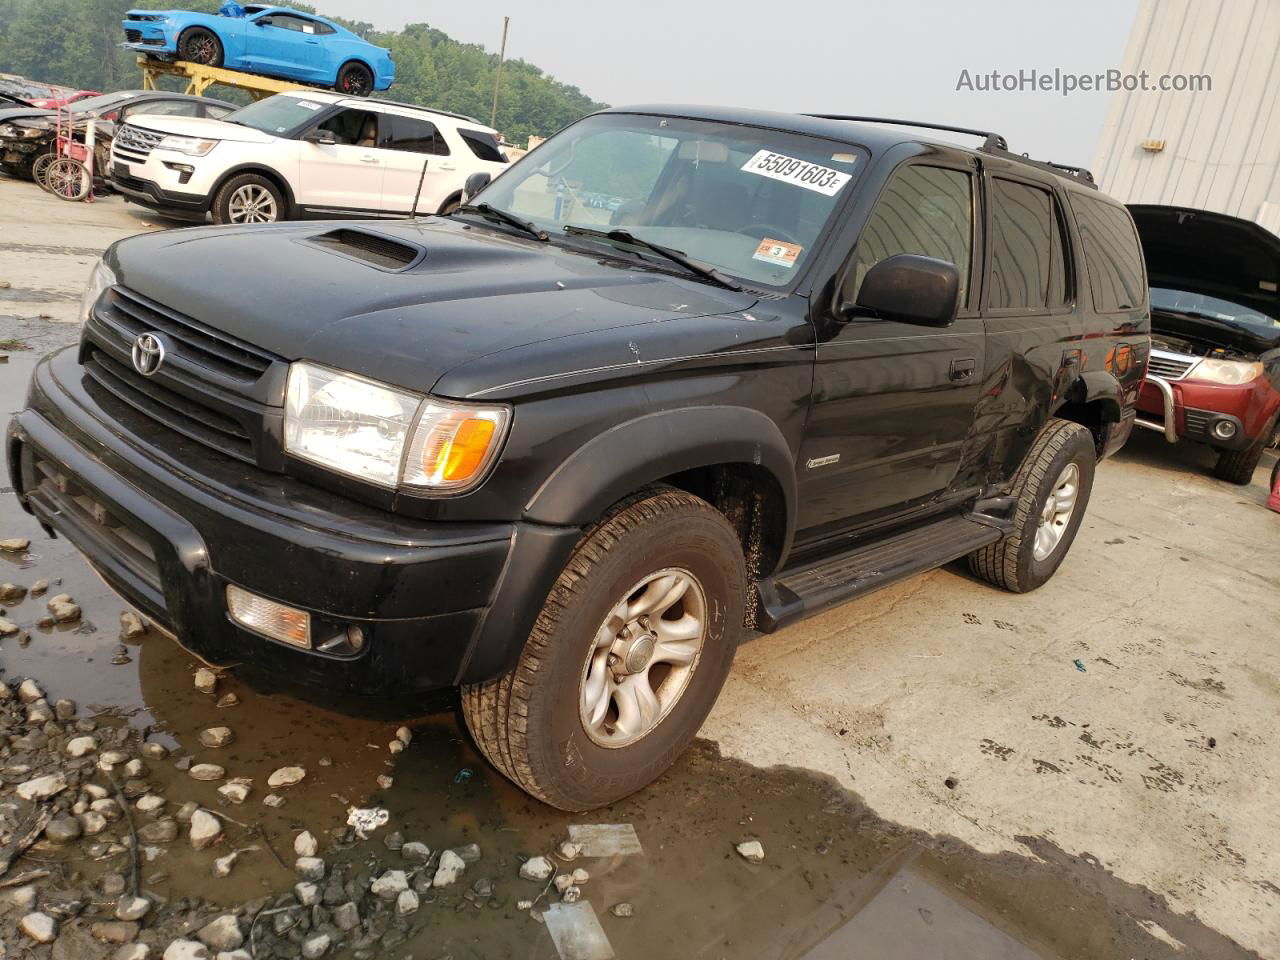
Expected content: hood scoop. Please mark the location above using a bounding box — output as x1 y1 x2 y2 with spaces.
308 228 424 272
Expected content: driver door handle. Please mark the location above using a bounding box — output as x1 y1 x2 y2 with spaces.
949 358 976 381
360 156 379 164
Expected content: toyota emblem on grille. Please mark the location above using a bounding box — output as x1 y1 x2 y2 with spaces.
131 332 166 377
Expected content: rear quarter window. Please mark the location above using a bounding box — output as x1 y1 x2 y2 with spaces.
1070 194 1146 313
459 129 507 163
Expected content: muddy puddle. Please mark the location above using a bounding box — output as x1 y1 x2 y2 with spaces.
1 348 1258 960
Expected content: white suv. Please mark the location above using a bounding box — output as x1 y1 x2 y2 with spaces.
109 91 509 225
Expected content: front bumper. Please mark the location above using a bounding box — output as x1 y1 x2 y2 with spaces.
109 164 210 220
1136 375 1275 450
6 348 578 694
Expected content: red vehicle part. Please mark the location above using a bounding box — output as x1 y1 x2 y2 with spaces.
1136 373 1280 447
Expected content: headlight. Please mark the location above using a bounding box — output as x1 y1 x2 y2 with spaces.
19 126 45 139
284 362 510 492
1187 358 1263 385
0 124 14 137
157 134 218 157
79 260 117 326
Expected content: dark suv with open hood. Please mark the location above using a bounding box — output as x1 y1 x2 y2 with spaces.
7 107 1148 810
1130 206 1280 484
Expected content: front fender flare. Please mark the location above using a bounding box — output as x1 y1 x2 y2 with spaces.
523 404 798 537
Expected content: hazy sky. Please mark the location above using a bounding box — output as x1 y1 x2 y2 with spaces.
321 0 1141 167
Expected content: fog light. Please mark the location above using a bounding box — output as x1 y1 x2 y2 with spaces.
226 585 311 649
1211 420 1238 440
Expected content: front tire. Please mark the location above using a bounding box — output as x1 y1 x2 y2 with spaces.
969 419 1096 593
336 62 374 97
462 487 746 811
179 27 223 67
212 173 284 225
1212 415 1276 485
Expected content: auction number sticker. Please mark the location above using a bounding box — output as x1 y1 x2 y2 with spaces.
753 238 803 269
741 150 853 196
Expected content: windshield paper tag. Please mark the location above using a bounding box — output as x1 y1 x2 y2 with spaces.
742 150 852 196
754 238 803 268
296 101 322 111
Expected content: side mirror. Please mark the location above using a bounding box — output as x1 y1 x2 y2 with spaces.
842 254 960 327
463 171 491 201
302 128 337 145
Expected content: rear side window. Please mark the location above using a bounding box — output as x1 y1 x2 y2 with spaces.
988 178 1054 311
124 99 200 118
459 129 507 163
1070 194 1146 313
848 164 974 306
385 115 450 156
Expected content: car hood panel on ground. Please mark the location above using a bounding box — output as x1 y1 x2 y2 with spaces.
106 218 757 397
126 114 279 144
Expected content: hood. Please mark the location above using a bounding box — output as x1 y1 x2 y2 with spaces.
106 218 758 398
124 114 279 144
0 106 53 125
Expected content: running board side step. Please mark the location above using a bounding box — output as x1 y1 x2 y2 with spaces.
755 514 1003 632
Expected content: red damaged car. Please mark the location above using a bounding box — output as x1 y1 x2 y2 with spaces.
1130 205 1280 484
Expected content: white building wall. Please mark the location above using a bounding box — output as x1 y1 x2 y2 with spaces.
1093 0 1280 234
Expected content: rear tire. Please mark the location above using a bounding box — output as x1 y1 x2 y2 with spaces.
212 173 284 225
462 487 746 811
179 27 223 67
1213 418 1275 485
969 419 1096 593
336 62 374 97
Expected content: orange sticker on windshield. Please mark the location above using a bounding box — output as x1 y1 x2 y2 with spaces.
753 238 803 269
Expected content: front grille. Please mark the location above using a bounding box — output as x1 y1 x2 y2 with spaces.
125 28 143 42
86 349 255 461
102 287 273 383
1147 349 1199 381
1183 408 1214 438
113 124 165 165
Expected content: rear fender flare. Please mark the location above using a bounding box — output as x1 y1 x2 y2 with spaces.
1065 370 1124 421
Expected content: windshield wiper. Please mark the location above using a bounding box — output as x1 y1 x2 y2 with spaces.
563 225 743 291
455 203 547 242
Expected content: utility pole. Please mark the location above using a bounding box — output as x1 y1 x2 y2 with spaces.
490 16 510 129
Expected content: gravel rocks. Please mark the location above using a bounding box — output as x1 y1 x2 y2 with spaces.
0 582 27 603
217 779 252 804
295 881 320 906
736 840 765 863
20 911 58 943
556 840 583 861
396 888 420 915
136 794 165 814
611 902 635 918
141 741 169 760
45 815 83 843
114 944 151 960
267 766 306 788
433 849 466 888
17 771 67 800
92 920 141 944
116 895 151 921
17 678 43 702
120 611 147 638
46 593 82 623
301 932 331 958
294 830 318 858
29 579 48 596
212 851 241 878
54 698 76 720
163 940 210 959
295 857 326 881
188 764 225 782
370 869 408 899
215 693 239 708
0 537 31 553
520 856 555 881
400 841 431 863
332 902 360 931
194 669 218 695
79 811 108 835
65 735 98 757
189 810 222 850
0 616 21 636
138 819 179 843
198 726 234 748
196 914 243 952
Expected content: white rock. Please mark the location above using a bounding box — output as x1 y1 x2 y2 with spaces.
17 772 67 801
83 783 109 800
199 727 234 748
370 869 408 899
332 902 360 931
120 611 147 638
91 798 123 821
432 849 466 888
571 867 590 884
123 758 147 779
196 914 243 952
0 617 19 637
516 899 533 910
189 764 225 782
136 794 166 813
212 851 241 878
5 885 37 911
17 679 43 703
67 736 98 757
0 537 31 554
263 794 285 808
163 941 209 960
267 766 305 788
451 842 482 863
19 912 58 943
194 669 218 695
215 952 251 960
217 780 251 804
388 740 404 754
117 895 152 921
554 873 574 894
395 726 412 745
376 774 393 790
556 840 583 861
396 889 419 915
294 882 320 906
80 811 108 835
189 810 223 851
519 855 555 881
400 841 431 863
610 901 634 918
295 857 325 881
301 933 331 959
115 944 152 960
142 741 169 760
26 701 54 724
293 830 318 858
735 840 765 863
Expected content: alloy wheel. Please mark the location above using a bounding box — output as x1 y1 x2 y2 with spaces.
227 184 277 224
1033 462 1080 561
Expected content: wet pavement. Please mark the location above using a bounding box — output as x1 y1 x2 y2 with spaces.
2 345 1259 960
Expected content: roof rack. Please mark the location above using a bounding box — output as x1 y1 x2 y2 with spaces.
365 96 481 125
803 114 1009 152
804 113 1097 189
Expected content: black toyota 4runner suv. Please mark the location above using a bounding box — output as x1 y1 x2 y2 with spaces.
7 107 1149 810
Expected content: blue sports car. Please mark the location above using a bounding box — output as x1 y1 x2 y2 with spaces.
121 4 395 96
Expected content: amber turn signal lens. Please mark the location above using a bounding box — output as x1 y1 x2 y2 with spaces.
430 417 497 483
402 401 510 491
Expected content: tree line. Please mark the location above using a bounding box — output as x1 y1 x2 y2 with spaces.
0 0 605 145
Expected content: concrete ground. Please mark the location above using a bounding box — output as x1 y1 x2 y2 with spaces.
2 176 1278 958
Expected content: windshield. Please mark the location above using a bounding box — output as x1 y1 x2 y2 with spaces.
475 113 865 288
69 91 136 114
1151 287 1279 334
224 94 330 134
